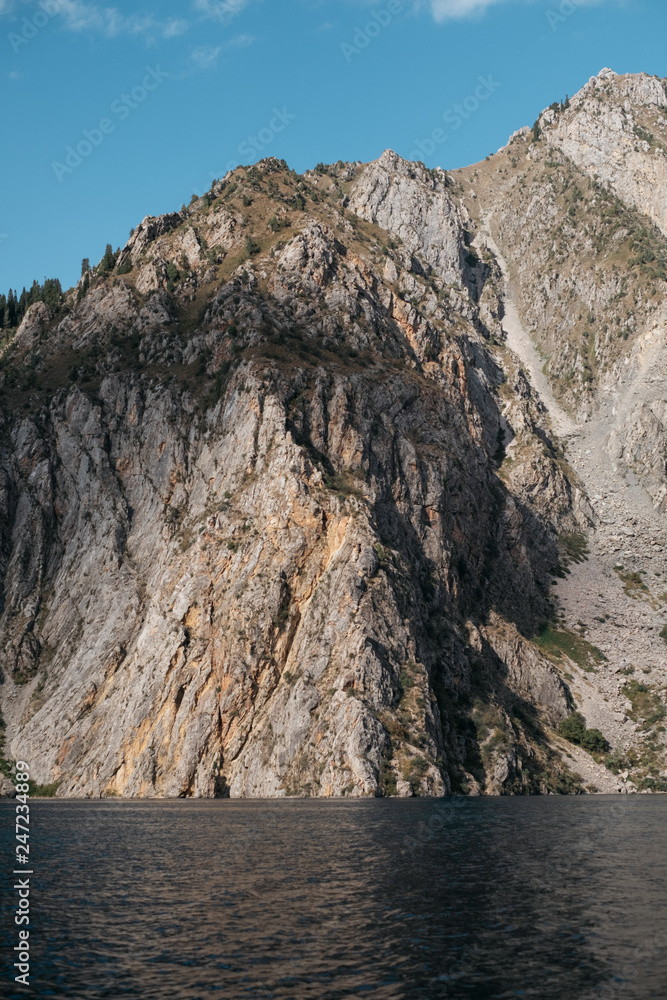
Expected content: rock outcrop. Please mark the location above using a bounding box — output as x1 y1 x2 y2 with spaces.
0 155 586 798
544 69 667 236
5 70 667 798
461 69 667 794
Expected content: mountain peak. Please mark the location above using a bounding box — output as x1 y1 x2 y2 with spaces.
3 71 667 802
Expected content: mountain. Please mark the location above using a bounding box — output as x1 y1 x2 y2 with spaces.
1 69 666 798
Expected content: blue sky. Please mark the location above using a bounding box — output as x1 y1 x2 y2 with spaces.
0 0 664 293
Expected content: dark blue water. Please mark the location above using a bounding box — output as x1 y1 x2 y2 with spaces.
1 797 666 998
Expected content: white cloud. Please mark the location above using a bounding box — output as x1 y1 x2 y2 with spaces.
353 0 505 22
163 19 190 38
182 32 254 75
189 43 222 69
193 0 252 22
226 32 255 47
0 0 189 40
57 2 188 40
429 0 504 18
26 0 251 38
0 0 616 30
414 0 614 22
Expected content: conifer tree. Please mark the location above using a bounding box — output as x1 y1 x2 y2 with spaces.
5 290 16 328
0 277 64 328
41 278 62 309
99 244 116 273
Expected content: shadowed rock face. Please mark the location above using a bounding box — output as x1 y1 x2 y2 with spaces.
1 144 590 799
456 69 667 795
460 69 667 497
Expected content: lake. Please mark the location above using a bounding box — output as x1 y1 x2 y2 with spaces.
1 797 666 998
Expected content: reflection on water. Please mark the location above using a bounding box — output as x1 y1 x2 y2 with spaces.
1 797 666 998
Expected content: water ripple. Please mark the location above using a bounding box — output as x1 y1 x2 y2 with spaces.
1 797 666 999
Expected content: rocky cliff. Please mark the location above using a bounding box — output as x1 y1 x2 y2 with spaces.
2 70 666 798
459 69 667 794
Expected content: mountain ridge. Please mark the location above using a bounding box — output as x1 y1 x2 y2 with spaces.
1 68 666 798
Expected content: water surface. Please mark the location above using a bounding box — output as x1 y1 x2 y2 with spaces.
1 797 665 998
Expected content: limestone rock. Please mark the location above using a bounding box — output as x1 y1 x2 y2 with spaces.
544 71 667 235
349 149 467 286
0 153 606 798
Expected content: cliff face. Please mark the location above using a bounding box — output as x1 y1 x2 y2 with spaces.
545 68 667 237
460 71 667 434
459 69 667 795
4 70 666 799
0 153 584 798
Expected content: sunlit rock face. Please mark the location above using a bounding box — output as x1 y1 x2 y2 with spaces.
13 113 651 798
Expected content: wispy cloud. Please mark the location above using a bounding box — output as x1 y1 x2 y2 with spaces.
429 0 504 18
224 32 255 49
0 0 258 39
414 0 613 22
182 32 255 74
193 0 252 22
0 0 189 39
163 19 190 38
60 2 189 39
189 43 222 70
